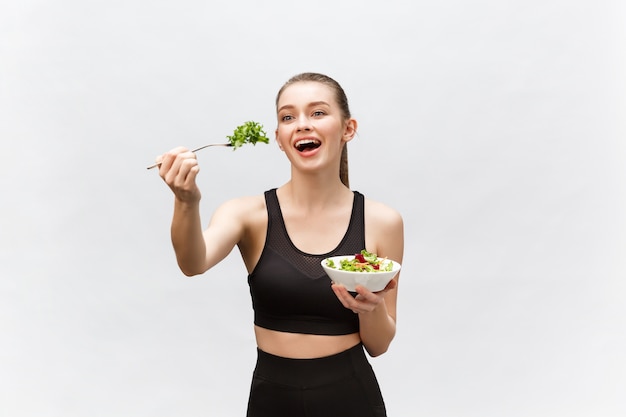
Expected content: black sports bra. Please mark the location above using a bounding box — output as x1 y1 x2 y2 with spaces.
247 188 364 335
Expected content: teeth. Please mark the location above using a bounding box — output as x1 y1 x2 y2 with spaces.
295 139 321 152
295 139 320 148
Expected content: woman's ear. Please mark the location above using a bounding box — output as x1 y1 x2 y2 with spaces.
342 118 358 143
275 128 284 151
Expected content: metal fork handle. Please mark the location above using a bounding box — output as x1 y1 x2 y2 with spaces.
146 143 232 169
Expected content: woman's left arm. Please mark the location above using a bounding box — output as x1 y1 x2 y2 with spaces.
332 201 404 357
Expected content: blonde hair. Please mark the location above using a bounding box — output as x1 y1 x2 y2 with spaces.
276 72 352 187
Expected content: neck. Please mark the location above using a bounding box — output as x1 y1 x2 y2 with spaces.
280 170 351 208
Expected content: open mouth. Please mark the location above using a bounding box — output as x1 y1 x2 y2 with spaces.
295 139 321 152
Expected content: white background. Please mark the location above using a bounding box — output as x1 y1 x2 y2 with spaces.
1 1 625 416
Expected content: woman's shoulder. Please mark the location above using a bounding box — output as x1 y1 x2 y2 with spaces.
362 195 404 261
210 193 267 236
217 193 266 215
362 195 403 227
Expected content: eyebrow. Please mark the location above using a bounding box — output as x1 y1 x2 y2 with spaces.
278 101 330 113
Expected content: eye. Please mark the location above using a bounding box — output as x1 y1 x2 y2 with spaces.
281 114 294 122
312 110 326 117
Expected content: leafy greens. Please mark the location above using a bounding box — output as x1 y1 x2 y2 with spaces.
326 250 393 272
227 121 270 149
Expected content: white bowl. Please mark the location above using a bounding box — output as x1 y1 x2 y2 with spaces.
321 255 402 292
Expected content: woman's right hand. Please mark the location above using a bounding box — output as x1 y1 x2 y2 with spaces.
155 147 202 204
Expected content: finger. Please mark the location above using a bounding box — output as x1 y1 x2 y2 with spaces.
157 153 173 176
173 157 198 188
333 285 372 314
158 148 187 178
159 147 190 167
354 285 380 303
331 284 355 309
355 279 397 301
164 151 194 184
184 164 200 187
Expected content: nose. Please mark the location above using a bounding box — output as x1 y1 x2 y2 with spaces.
296 115 312 132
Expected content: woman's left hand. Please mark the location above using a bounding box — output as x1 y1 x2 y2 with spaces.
331 279 398 314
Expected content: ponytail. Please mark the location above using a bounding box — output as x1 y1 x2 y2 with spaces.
340 144 349 187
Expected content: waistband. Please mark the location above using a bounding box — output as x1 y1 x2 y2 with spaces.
253 343 371 388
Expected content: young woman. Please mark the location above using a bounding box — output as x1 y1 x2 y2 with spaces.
156 72 404 417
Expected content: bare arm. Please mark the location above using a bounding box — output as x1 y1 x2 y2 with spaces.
332 200 404 357
170 199 207 276
157 147 245 276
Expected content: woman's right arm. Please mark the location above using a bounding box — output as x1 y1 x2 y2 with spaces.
157 147 244 276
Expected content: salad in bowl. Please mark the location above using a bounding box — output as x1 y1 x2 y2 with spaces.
321 250 401 292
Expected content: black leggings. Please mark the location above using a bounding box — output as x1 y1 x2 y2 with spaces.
246 343 386 417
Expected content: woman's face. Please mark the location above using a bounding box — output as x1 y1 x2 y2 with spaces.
275 81 355 172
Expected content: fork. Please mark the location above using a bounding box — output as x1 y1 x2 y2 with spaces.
146 143 232 169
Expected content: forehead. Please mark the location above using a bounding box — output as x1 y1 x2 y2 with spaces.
277 81 335 108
